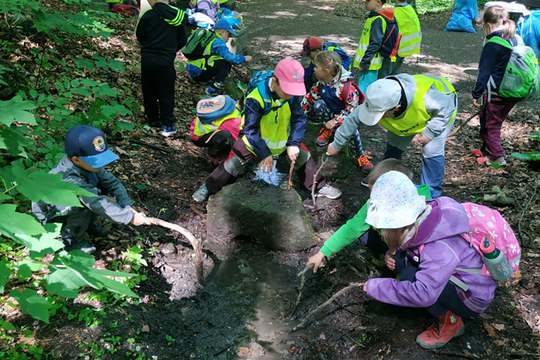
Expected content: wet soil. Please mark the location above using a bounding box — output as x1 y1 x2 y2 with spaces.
38 0 540 359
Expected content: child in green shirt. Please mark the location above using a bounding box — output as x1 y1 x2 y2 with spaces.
306 158 432 272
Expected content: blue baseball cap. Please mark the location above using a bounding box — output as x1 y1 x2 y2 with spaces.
65 125 119 168
215 18 238 36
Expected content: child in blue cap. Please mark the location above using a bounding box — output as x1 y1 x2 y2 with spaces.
32 126 150 253
186 17 252 95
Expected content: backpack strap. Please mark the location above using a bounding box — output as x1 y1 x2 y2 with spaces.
486 35 513 49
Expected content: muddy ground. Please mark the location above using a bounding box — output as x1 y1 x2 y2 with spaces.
39 0 540 359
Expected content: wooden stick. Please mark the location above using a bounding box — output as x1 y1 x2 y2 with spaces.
450 112 480 137
287 159 296 190
147 217 204 283
293 282 364 332
311 154 328 209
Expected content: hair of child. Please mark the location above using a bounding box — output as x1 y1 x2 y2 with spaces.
366 158 414 187
482 6 516 39
313 51 342 77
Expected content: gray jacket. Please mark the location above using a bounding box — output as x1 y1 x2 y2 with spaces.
32 157 134 225
331 74 458 150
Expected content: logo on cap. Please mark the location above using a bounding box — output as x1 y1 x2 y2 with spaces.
93 136 106 152
292 72 302 81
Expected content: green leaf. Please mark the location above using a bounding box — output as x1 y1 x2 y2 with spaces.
0 126 30 158
46 268 90 298
10 288 52 323
0 319 15 331
512 152 540 162
16 259 44 281
0 261 9 294
0 95 36 126
528 132 540 141
15 170 95 207
0 204 45 240
21 223 64 256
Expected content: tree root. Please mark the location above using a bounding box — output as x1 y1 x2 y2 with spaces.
292 282 364 332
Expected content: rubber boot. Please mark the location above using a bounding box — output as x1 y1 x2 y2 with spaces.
416 310 465 350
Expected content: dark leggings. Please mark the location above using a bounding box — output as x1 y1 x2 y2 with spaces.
141 54 176 127
365 230 477 319
195 59 232 85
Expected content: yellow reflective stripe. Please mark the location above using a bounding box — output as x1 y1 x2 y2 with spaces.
265 140 288 150
165 6 185 26
401 32 422 43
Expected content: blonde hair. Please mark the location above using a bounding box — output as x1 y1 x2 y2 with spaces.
313 51 342 77
482 6 516 39
366 158 413 187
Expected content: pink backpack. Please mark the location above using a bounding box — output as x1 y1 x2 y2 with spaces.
460 202 521 279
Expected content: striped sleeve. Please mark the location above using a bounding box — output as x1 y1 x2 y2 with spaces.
164 5 185 26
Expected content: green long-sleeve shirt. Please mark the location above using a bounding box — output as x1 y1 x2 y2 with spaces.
320 184 432 257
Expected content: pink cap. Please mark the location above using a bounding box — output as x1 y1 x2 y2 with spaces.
274 57 306 96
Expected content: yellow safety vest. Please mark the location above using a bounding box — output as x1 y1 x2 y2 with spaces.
242 86 291 156
187 34 223 70
394 5 422 57
379 75 456 136
192 108 242 137
353 15 386 71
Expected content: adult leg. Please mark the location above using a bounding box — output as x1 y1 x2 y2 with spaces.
141 56 160 127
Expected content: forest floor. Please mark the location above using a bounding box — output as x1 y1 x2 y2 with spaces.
34 0 540 359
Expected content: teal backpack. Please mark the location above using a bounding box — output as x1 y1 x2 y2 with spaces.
486 36 540 100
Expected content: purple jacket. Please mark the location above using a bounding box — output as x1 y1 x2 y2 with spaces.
365 197 497 314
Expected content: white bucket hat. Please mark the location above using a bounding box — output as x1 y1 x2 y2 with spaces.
357 78 402 126
366 171 427 229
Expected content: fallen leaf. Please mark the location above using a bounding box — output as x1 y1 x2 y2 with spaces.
493 323 505 331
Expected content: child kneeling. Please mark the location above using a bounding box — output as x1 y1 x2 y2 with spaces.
302 51 372 169
190 95 242 165
363 171 497 349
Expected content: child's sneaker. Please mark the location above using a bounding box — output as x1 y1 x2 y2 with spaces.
356 154 374 170
316 127 333 147
486 156 507 167
160 125 177 137
205 86 221 96
316 184 342 199
192 184 210 203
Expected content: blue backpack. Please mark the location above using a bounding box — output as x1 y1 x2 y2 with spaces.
246 70 275 114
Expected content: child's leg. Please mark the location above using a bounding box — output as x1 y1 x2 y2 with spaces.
157 62 176 128
205 138 255 194
379 58 392 79
421 119 453 198
295 143 326 191
141 57 160 126
385 132 412 159
211 59 232 86
481 95 518 160
61 207 95 249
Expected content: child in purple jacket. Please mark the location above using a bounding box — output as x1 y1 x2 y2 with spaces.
363 171 496 349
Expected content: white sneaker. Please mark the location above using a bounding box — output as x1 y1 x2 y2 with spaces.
192 184 210 203
316 184 342 200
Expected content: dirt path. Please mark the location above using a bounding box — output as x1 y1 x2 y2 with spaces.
39 1 540 359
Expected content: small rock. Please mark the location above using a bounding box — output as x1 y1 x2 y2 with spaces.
160 243 176 255
142 324 150 333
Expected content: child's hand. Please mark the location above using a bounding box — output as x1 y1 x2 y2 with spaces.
287 145 299 162
325 119 337 129
244 55 253 63
259 155 273 173
412 134 431 146
326 143 339 156
306 251 326 273
384 250 396 271
132 211 151 226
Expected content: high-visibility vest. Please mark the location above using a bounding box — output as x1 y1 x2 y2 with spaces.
379 75 457 136
192 108 242 137
353 15 387 71
394 5 422 57
187 34 223 70
242 86 291 156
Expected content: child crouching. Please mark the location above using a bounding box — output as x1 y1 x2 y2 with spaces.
363 171 496 349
